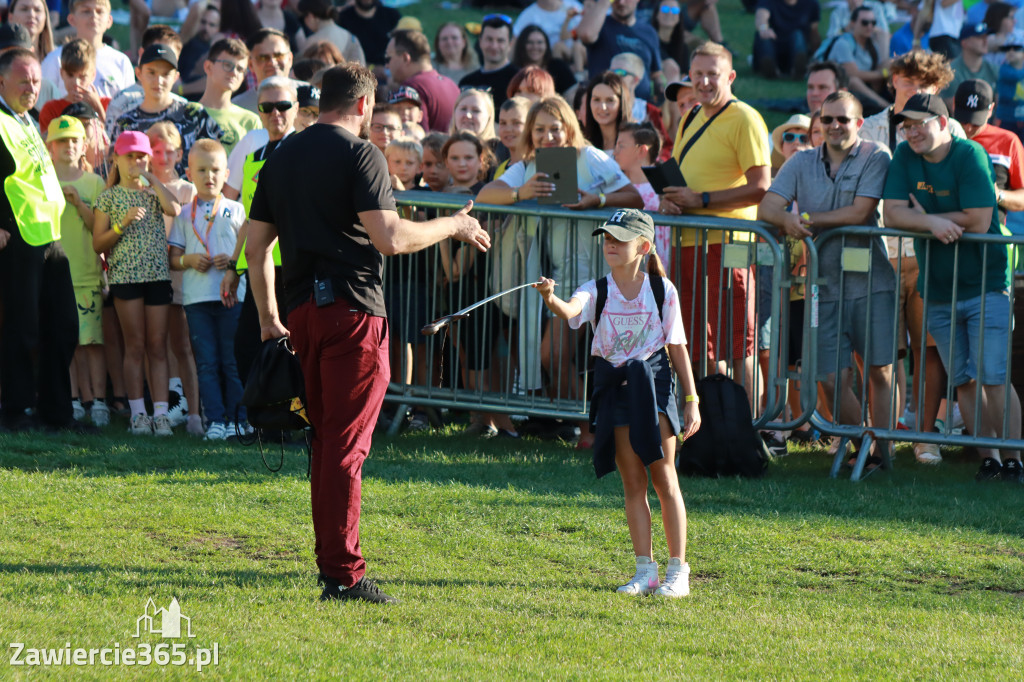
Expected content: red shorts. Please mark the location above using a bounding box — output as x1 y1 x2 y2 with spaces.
671 243 757 366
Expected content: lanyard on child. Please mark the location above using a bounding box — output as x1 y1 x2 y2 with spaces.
190 195 222 257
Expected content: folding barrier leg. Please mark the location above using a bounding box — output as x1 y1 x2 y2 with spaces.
829 437 851 479
387 403 411 436
850 432 873 482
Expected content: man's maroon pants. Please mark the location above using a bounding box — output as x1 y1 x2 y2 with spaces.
289 299 390 587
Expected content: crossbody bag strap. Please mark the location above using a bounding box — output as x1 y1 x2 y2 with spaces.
675 99 737 165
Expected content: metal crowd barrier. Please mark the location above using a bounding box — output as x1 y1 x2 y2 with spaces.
773 226 1024 481
384 191 789 434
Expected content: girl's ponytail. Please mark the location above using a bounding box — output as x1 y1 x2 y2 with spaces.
646 240 667 279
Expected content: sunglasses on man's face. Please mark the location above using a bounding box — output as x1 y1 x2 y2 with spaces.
259 100 296 113
782 131 809 144
820 115 854 125
859 19 877 26
612 68 637 79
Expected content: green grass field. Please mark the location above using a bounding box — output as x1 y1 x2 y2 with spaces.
2 424 1022 679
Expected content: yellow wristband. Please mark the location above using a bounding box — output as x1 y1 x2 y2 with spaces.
685 394 699 403
598 192 607 208
179 255 186 269
111 223 122 235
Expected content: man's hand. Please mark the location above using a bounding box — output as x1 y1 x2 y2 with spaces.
780 211 812 239
662 185 702 210
928 217 963 244
211 253 230 270
260 318 290 341
659 195 682 215
450 200 490 252
0 228 9 250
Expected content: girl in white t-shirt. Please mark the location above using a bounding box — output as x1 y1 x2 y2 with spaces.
533 208 700 598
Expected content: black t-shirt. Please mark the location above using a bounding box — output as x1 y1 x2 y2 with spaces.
757 0 821 39
547 58 578 95
337 5 402 66
248 124 397 316
459 63 519 109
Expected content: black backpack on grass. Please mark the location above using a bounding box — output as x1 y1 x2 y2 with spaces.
676 373 768 478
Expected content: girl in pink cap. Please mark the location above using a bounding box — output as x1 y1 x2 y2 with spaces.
92 131 182 437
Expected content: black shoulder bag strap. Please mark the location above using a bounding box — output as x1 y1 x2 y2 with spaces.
888 106 897 153
674 99 737 166
595 274 666 329
595 276 609 330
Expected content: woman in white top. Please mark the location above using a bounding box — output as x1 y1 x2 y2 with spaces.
477 96 642 441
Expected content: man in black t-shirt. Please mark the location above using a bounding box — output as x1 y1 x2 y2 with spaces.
458 15 519 109
246 64 489 605
337 0 402 67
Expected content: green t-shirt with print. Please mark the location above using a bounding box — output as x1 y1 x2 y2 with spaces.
205 104 262 157
59 171 107 287
882 137 1010 302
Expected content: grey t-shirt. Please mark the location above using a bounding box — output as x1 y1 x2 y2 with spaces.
768 139 896 301
830 34 878 73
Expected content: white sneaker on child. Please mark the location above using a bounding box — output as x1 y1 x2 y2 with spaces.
130 414 153 435
616 556 660 595
90 401 110 427
654 558 690 597
72 399 85 421
204 422 228 441
152 414 174 437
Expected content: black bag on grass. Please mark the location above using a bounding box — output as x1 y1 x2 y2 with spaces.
676 373 768 478
241 337 309 432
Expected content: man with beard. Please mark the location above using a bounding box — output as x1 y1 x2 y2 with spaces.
246 64 490 602
337 0 401 68
759 91 897 472
384 30 459 132
178 4 220 93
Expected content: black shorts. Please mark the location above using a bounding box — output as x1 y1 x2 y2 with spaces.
109 280 173 306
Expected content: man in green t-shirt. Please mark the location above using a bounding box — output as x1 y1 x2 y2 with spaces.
882 93 1022 483
199 38 262 157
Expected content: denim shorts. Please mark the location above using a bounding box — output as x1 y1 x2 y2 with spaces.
927 290 1012 386
816 292 897 378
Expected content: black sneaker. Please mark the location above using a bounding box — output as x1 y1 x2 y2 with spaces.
975 457 1003 482
320 576 397 604
1002 458 1024 483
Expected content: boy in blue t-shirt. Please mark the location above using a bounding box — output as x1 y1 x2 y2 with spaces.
168 139 247 441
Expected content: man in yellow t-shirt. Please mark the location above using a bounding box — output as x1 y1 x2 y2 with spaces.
660 41 771 407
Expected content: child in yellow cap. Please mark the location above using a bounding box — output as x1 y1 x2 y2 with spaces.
47 115 109 427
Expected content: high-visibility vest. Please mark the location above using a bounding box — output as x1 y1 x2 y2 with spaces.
236 142 281 273
0 108 65 245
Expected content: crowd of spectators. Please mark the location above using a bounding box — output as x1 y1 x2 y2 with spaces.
0 0 1020 480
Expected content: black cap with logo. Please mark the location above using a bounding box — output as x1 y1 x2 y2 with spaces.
139 44 178 70
953 79 994 127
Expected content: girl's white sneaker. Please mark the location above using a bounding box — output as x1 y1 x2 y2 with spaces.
616 556 660 595
655 558 690 597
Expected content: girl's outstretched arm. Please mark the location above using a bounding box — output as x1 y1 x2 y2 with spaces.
533 277 581 321
668 342 701 440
